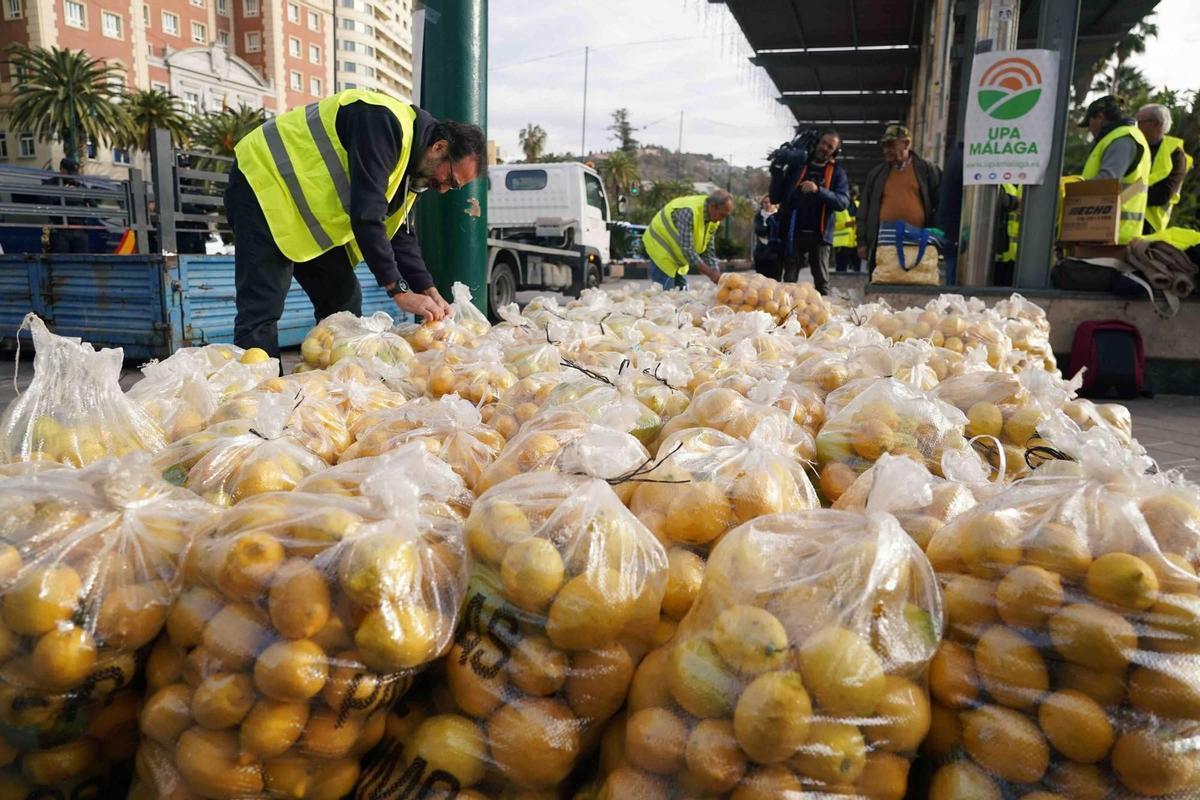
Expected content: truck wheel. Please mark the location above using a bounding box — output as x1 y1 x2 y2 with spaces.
585 262 602 289
488 260 516 320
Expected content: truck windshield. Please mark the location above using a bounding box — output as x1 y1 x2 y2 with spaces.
584 173 607 219
505 169 548 190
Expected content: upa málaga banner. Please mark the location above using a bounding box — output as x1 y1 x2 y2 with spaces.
963 49 1060 185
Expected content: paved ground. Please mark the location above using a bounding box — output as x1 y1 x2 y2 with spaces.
1 277 1196 476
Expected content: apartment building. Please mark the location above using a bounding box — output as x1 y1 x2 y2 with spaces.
0 0 413 175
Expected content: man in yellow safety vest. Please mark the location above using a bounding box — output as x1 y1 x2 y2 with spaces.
1136 103 1194 234
641 190 733 290
1078 95 1151 245
994 183 1021 285
226 88 487 356
832 188 858 273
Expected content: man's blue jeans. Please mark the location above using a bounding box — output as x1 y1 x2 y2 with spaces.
650 262 687 290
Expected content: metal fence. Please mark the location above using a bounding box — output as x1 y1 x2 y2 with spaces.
147 128 234 257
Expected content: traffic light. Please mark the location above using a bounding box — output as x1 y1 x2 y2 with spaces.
630 181 640 196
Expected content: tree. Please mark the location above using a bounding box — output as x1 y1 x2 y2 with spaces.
626 178 693 225
601 149 639 214
1092 64 1152 105
121 89 190 150
2 44 132 162
1076 18 1159 102
608 108 638 155
191 105 266 158
518 123 547 163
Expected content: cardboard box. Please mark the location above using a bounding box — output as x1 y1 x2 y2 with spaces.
1059 178 1145 244
1062 243 1128 260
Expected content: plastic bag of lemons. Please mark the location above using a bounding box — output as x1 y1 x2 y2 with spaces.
130 345 279 443
596 508 942 799
479 373 561 441
814 378 972 504
713 272 830 333
133 473 468 800
398 282 492 353
995 293 1057 373
653 386 815 462
921 415 1200 799
0 455 218 798
300 311 416 370
711 311 800 365
503 338 563 379
632 418 819 553
152 394 329 506
534 370 665 449
387 471 666 796
209 389 352 464
297 442 474 523
476 409 652 496
694 371 826 439
1 314 166 467
341 396 505 492
261 358 411 436
419 343 519 406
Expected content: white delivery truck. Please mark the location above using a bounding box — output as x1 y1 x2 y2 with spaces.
485 162 621 317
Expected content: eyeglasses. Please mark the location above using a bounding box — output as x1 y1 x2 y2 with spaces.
443 156 464 191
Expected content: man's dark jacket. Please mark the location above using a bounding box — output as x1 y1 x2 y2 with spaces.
856 151 941 268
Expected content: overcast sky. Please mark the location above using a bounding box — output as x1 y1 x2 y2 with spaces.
485 0 1197 169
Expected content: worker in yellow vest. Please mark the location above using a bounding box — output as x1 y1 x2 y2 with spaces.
226 89 486 356
642 190 733 290
1136 103 1194 234
1078 95 1151 245
994 183 1021 285
832 188 859 273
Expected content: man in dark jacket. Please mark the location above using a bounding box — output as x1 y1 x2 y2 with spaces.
778 129 849 294
226 90 486 356
44 158 92 254
856 124 941 273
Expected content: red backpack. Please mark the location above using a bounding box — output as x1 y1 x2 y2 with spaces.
1068 320 1147 399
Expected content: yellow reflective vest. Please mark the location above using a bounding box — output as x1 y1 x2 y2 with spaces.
998 183 1021 263
1081 123 1151 245
235 89 419 264
833 208 856 248
642 195 719 278
1144 135 1194 233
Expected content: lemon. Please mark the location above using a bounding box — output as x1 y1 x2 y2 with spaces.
239 347 270 365
960 512 1022 579
966 402 1003 439
500 538 565 613
3 563 81 636
667 637 742 719
240 699 310 759
627 646 672 712
625 706 688 775
446 639 507 718
191 671 256 729
712 605 789 676
928 761 1001 800
564 642 634 721
1048 603 1137 671
995 565 1064 629
487 697 580 788
31 625 97 689
974 625 1048 711
662 548 704 621
1112 729 1194 796
268 559 331 640
508 635 567 697
355 602 438 672
789 720 866 786
733 670 812 765
254 639 328 702
851 420 896 461
1037 689 1113 764
466 500 531 564
865 675 931 753
599 767 668 800
929 641 978 709
798 626 885 717
962 704 1049 784
662 482 732 545
856 752 910 800
730 765 802 800
684 718 746 793
1085 552 1159 610
546 569 630 651
408 714 487 787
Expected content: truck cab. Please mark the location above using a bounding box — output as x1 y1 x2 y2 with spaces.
486 162 613 316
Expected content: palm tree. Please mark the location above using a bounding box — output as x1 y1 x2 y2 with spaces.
601 149 639 209
122 89 190 151
518 123 547 163
1091 64 1151 107
1074 18 1159 102
191 105 266 157
2 44 132 162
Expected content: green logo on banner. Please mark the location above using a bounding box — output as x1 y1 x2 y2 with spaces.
977 56 1044 120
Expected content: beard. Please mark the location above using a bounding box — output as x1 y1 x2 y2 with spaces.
410 155 442 192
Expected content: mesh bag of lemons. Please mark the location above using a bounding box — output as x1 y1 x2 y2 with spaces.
921 416 1200 798
340 396 505 493
358 471 667 797
593 508 942 799
152 393 329 506
1 314 166 467
0 456 219 798
397 283 492 353
299 311 416 371
814 377 972 504
713 272 830 333
129 345 280 443
132 471 468 800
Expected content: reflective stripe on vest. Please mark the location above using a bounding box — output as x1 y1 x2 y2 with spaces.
641 195 718 278
1081 123 1151 245
235 89 417 263
1145 136 1193 233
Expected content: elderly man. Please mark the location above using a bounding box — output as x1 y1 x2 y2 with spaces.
778 129 849 294
642 189 733 290
1136 103 1193 233
856 124 940 274
1079 95 1150 245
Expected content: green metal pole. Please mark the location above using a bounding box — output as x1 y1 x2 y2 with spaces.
415 0 487 313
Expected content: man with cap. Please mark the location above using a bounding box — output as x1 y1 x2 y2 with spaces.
1136 102 1193 234
1079 95 1150 245
856 124 940 274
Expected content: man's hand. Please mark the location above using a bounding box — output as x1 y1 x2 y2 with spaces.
392 290 445 322
699 264 720 284
856 245 868 261
424 286 453 317
799 180 819 194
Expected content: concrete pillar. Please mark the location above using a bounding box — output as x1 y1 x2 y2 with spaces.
413 0 487 313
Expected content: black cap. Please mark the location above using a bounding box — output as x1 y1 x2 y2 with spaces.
1079 95 1123 127
59 157 80 174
